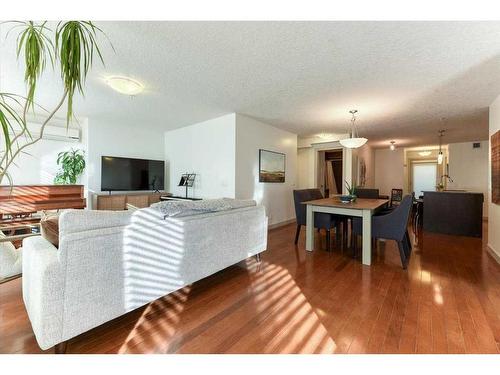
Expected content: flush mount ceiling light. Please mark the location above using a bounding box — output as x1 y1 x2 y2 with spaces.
419 150 432 157
389 141 396 151
339 109 368 149
105 76 144 96
317 133 335 140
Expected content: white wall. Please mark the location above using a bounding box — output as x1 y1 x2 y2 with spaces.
297 148 315 189
448 141 489 217
87 119 165 206
235 114 297 226
164 114 236 199
489 96 500 259
374 148 405 196
6 120 88 188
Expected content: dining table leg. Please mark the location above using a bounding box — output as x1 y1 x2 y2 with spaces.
361 209 372 266
306 204 314 251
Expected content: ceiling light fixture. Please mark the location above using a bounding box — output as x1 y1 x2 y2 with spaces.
419 150 432 157
437 129 445 165
339 110 368 149
389 141 396 151
106 76 144 96
317 133 334 140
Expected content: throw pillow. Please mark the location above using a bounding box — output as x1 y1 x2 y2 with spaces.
40 211 60 248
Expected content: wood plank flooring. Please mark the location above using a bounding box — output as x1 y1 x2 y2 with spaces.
1 223 499 354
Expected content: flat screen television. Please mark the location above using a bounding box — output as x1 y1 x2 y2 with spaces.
101 156 165 192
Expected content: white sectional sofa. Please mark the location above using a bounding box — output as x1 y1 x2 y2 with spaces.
22 204 268 351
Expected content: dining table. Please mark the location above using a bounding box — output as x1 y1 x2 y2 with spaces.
303 197 389 266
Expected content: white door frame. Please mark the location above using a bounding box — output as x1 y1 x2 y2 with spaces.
311 141 350 195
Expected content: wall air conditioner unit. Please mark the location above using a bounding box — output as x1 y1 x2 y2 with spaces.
10 122 81 142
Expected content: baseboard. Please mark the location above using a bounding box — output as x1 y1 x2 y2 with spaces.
487 244 500 265
268 218 296 230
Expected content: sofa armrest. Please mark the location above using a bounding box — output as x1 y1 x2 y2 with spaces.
22 236 65 350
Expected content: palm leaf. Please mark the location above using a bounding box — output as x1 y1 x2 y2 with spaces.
55 21 106 126
0 93 26 155
10 21 54 110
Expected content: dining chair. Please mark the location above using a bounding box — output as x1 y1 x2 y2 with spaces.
390 188 404 207
352 195 413 269
355 188 380 199
293 189 340 251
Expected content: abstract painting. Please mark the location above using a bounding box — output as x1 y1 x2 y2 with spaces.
259 149 285 183
492 131 500 204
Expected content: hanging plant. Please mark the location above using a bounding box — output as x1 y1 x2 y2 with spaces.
54 148 85 185
0 21 109 185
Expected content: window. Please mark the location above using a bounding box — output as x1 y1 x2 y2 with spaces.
412 162 437 197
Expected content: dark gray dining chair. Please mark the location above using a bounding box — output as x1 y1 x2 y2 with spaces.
293 189 340 251
352 195 413 269
355 188 380 199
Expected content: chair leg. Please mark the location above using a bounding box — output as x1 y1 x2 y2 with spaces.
255 253 262 262
405 231 412 253
397 241 408 269
326 229 331 252
294 225 301 245
343 219 348 250
350 222 355 250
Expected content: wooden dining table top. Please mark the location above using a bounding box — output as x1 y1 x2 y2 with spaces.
302 197 389 211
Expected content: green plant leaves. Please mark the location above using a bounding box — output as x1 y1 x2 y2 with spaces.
0 20 108 185
0 93 27 156
55 21 105 126
53 148 85 185
14 21 54 110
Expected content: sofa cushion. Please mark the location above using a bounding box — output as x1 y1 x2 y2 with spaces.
40 211 60 248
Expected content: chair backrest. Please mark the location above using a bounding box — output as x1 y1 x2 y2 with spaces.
293 189 324 225
390 188 403 206
381 195 413 240
356 188 380 199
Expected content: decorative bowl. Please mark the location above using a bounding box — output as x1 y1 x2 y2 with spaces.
339 195 352 203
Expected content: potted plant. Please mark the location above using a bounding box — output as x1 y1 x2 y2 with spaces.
54 148 85 184
345 180 357 202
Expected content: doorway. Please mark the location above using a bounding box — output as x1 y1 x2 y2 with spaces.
321 150 343 197
411 162 437 197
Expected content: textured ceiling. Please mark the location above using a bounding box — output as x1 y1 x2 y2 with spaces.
1 21 500 148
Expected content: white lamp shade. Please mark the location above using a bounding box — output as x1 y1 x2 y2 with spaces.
339 137 368 149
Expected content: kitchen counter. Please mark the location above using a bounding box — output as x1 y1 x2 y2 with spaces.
422 191 484 237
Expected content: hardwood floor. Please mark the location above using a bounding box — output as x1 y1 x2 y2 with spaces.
1 222 499 354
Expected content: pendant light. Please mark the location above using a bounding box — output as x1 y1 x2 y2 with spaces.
437 130 445 165
389 141 396 151
339 109 368 149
